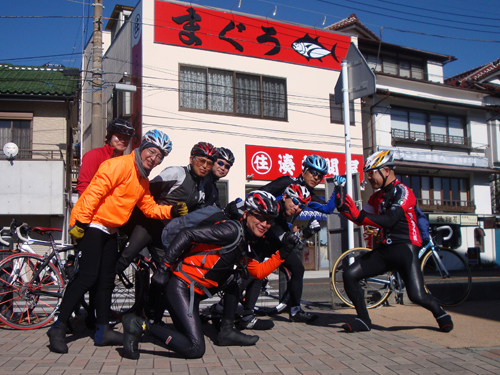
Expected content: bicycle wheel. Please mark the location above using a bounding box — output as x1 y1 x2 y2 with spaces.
0 254 64 329
254 266 291 316
421 248 471 307
332 247 391 309
109 262 146 319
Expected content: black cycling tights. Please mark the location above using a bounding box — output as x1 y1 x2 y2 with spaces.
149 275 239 359
343 243 443 322
282 248 305 308
57 228 118 325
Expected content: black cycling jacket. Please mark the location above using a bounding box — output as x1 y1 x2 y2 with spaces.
149 165 205 211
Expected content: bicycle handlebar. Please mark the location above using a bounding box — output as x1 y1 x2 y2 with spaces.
0 227 9 246
435 225 453 241
15 223 31 243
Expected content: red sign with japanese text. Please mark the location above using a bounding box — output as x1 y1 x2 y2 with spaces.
246 145 364 181
154 0 350 71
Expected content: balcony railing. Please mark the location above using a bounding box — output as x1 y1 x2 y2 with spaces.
392 129 471 148
0 149 66 160
417 198 475 213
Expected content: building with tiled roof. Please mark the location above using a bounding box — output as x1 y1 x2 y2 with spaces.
445 58 500 94
0 63 80 244
327 13 500 263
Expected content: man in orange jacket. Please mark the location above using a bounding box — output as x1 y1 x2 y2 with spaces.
47 130 188 354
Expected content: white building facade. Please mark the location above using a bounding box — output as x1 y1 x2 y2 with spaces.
80 0 364 269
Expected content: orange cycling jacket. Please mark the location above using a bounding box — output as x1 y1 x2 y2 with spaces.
70 151 173 228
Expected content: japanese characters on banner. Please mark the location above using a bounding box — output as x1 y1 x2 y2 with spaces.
154 0 350 70
246 145 364 182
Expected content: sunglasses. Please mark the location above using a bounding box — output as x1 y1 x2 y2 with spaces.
251 213 274 224
308 169 325 179
194 156 214 167
290 197 306 210
366 167 387 176
217 160 231 170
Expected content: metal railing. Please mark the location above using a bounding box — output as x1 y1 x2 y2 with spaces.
418 198 475 213
0 149 66 160
392 129 471 148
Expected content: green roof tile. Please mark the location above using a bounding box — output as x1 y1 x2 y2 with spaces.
0 63 79 97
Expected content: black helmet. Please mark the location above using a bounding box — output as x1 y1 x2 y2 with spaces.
217 147 235 166
106 118 134 138
191 142 218 162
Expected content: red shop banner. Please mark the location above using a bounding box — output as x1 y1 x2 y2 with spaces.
154 0 350 71
246 145 364 181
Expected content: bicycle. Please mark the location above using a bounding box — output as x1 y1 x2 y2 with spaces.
0 222 153 329
253 265 292 316
332 225 472 309
0 225 76 329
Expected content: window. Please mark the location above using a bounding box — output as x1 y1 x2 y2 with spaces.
179 65 287 120
395 174 472 210
391 108 468 147
216 180 228 208
330 95 354 125
365 54 425 80
0 117 31 159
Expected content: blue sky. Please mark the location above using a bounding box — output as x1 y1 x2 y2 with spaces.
1 0 499 79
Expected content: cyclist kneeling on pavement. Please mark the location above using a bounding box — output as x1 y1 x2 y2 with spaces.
121 191 301 360
335 150 453 333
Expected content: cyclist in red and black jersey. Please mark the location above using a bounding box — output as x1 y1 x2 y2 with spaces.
336 150 453 333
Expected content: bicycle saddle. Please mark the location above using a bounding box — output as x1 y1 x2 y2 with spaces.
33 227 62 236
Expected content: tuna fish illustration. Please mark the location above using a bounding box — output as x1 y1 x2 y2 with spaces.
291 33 338 63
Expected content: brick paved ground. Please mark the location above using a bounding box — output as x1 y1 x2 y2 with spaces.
1 302 499 375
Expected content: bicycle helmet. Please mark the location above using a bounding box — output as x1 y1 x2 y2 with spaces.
142 129 172 156
191 142 218 162
245 191 279 218
106 118 135 138
302 155 329 175
284 184 311 205
217 147 235 166
363 150 395 172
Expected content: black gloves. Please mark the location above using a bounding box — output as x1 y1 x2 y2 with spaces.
279 232 301 260
151 263 171 289
224 198 244 220
302 217 321 239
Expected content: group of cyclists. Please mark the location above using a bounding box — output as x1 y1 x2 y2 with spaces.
46 119 454 359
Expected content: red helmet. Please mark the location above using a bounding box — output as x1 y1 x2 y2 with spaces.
191 142 218 162
284 184 311 205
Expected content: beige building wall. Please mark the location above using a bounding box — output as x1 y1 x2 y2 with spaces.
140 0 360 201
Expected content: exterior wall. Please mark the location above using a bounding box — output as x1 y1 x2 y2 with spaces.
138 0 360 199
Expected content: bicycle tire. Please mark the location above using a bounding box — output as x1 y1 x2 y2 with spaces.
421 247 472 307
0 253 65 329
332 247 391 309
254 266 291 316
109 262 145 319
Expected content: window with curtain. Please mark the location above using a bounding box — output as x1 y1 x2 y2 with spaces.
179 65 287 120
395 173 470 208
364 54 426 80
391 107 467 146
0 119 31 159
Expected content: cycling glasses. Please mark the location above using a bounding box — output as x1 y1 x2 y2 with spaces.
217 160 231 170
290 197 306 210
194 156 214 167
251 213 274 224
308 169 325 179
366 167 388 176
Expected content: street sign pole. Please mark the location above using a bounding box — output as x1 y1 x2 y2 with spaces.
341 61 354 249
334 42 376 250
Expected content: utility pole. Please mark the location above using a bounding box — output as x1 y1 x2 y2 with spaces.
91 0 104 149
